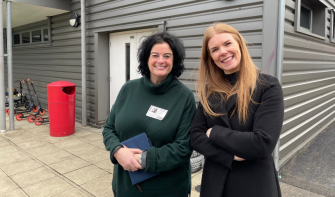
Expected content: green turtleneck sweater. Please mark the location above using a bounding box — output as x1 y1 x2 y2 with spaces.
102 74 196 197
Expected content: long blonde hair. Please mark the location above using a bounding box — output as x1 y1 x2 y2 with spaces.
197 23 259 124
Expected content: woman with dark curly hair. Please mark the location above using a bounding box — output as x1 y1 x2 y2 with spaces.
103 32 196 197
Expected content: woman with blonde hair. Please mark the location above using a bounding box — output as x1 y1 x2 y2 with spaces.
189 23 284 197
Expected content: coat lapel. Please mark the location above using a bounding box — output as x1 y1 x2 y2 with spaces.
226 94 237 114
209 94 232 129
211 94 237 129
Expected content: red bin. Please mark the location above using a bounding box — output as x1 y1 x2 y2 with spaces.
47 81 76 137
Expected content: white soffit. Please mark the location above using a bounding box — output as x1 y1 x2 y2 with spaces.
2 2 69 28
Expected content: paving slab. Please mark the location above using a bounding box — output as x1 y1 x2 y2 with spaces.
0 145 19 156
0 176 20 196
73 129 97 137
25 144 63 157
89 139 106 149
191 170 203 187
41 135 77 144
36 149 73 165
0 151 31 166
77 149 110 163
190 190 200 197
13 121 30 127
66 144 101 156
64 165 109 185
25 126 49 133
10 167 56 188
15 123 39 130
14 139 49 149
74 123 86 128
0 159 42 176
1 189 28 197
54 139 87 149
53 188 87 197
22 177 73 197
0 137 11 147
25 130 50 138
24 127 49 137
49 156 90 174
94 159 114 174
81 174 114 197
2 131 34 142
191 170 203 196
0 169 8 178
77 133 103 143
8 135 41 145
86 127 103 134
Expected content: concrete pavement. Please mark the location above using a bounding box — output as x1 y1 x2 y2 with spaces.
0 112 116 197
0 113 328 197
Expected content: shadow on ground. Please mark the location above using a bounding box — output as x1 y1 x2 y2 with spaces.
280 122 335 197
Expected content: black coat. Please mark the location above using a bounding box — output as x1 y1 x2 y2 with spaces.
189 73 284 197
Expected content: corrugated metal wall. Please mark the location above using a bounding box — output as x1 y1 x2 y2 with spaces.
280 0 335 165
5 0 264 122
4 13 96 121
166 1 264 99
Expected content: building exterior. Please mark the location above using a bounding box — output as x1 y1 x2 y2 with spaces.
2 0 335 167
279 0 335 165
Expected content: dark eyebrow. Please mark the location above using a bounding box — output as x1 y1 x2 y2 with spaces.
150 52 173 55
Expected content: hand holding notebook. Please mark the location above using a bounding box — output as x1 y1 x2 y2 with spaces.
114 146 142 171
121 133 160 185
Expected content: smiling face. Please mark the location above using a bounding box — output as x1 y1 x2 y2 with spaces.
148 42 173 84
207 33 241 74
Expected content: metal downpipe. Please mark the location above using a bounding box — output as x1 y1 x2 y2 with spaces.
0 0 6 133
274 0 285 175
81 0 87 126
6 0 14 131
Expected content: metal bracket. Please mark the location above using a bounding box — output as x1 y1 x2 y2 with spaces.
158 21 166 32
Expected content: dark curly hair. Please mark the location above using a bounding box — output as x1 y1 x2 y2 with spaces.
137 32 185 78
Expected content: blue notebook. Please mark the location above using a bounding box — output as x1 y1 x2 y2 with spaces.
121 133 160 185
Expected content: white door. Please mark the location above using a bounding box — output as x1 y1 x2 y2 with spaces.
109 29 157 108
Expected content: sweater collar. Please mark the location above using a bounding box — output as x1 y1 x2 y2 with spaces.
143 74 176 95
224 71 239 86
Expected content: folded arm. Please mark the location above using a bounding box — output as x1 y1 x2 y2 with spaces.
189 103 235 169
208 80 284 160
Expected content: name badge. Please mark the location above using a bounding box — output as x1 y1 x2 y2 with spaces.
146 105 168 121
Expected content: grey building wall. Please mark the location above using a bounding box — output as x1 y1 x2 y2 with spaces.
4 17 96 122
280 0 335 165
5 0 267 124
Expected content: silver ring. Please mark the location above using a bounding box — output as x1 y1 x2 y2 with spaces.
129 168 132 171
